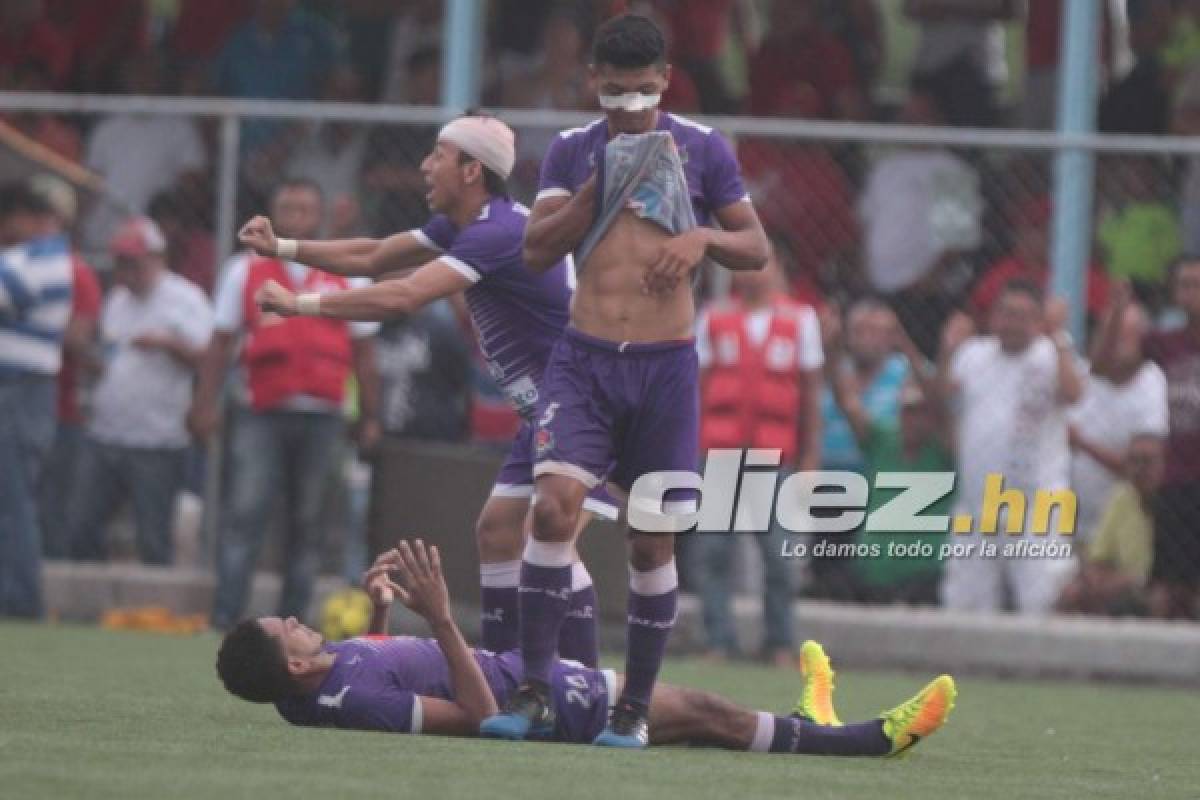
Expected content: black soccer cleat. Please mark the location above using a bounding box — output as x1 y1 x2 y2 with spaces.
592 699 650 748
480 682 556 740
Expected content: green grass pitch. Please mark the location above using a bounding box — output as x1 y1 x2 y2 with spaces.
3 622 1197 800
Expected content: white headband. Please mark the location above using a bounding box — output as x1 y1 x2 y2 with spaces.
598 91 661 112
438 116 516 180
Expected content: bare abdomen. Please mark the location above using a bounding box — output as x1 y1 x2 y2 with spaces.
571 211 696 343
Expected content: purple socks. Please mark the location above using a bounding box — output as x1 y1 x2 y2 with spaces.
517 540 575 686
486 556 599 669
621 560 679 709
751 713 890 756
559 561 599 667
480 560 521 653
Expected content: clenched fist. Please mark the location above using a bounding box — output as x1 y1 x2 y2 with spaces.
255 279 299 316
239 215 278 257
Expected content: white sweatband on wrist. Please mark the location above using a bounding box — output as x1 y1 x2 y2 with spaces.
276 238 299 260
296 292 321 316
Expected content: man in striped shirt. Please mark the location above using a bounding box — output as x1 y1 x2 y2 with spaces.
0 181 73 618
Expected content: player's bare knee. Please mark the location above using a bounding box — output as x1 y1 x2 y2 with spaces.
628 531 675 572
475 506 524 562
531 491 578 543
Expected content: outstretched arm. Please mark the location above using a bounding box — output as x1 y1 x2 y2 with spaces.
257 260 473 321
239 215 439 278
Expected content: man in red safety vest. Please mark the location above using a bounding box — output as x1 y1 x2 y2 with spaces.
189 178 381 631
693 247 823 665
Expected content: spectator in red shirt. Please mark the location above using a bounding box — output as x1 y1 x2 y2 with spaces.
969 196 1110 326
747 0 865 120
27 175 102 559
0 0 71 88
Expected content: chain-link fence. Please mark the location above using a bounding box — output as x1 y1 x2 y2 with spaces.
2 92 1199 623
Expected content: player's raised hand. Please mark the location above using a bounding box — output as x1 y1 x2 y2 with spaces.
239 215 278 257
392 539 451 624
643 229 708 296
362 548 405 607
255 279 299 316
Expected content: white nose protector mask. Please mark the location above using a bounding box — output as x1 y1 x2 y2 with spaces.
597 91 662 112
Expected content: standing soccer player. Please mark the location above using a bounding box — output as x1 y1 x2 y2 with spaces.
250 115 617 666
481 14 768 747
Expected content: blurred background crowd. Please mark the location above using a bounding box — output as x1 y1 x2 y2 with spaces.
3 0 1200 649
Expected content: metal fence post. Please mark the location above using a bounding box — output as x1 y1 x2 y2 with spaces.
202 112 241 563
1050 0 1101 344
441 0 483 111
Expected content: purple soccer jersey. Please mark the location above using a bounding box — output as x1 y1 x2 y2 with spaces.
417 197 571 421
535 113 749 228
274 636 615 741
416 196 617 514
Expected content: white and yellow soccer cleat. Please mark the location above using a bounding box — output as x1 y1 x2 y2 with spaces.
791 640 843 727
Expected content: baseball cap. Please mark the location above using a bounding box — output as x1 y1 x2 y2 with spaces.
110 216 167 258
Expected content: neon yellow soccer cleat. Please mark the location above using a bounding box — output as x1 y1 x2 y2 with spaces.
792 640 843 727
880 675 957 757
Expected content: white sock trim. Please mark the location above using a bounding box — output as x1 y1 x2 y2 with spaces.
750 711 775 753
570 560 593 592
629 559 678 596
523 538 576 568
480 560 522 588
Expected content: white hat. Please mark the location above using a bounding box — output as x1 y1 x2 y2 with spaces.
438 115 516 180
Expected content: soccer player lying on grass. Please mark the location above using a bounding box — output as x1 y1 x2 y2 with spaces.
216 540 956 756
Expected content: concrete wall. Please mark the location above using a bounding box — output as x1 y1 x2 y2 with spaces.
41 562 1200 685
368 438 633 618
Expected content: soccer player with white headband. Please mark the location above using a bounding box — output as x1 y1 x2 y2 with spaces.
245 113 619 667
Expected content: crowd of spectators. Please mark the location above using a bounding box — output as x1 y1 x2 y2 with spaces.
3 0 1200 628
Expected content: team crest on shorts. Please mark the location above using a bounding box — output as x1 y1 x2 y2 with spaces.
535 427 555 456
